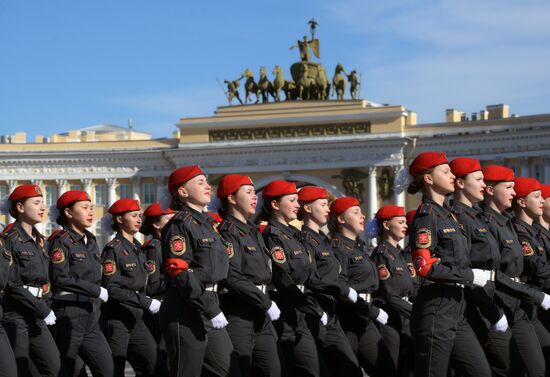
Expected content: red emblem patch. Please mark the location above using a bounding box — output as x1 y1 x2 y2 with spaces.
407 262 417 277
377 264 390 280
522 241 534 257
51 248 65 264
103 260 116 275
170 235 186 256
271 246 286 264
416 228 432 248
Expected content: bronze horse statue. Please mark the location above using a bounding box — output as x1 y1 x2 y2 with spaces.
240 68 259 104
332 63 347 100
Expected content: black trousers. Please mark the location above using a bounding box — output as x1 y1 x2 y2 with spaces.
160 289 233 377
225 314 281 377
102 305 157 377
464 299 512 377
270 303 320 377
307 314 362 377
509 316 547 377
379 321 414 377
410 284 491 377
0 321 17 377
2 310 61 377
52 299 113 377
143 310 169 377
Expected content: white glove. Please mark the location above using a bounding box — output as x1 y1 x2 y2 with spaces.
347 287 358 303
320 312 328 326
148 299 161 314
44 311 56 326
472 268 491 287
211 312 229 329
375 308 388 325
266 301 281 321
98 287 109 303
490 314 509 333
541 294 550 310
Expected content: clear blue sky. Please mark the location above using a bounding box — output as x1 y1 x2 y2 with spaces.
1 0 549 139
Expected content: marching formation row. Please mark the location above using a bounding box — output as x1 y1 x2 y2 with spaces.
0 152 550 377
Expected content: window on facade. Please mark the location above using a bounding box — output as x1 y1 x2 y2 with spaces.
119 184 131 199
0 185 7 199
511 165 520 177
142 183 156 204
44 186 58 206
94 184 107 205
533 164 543 181
94 222 107 250
70 184 82 191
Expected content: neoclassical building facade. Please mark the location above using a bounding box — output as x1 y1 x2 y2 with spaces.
1 101 549 248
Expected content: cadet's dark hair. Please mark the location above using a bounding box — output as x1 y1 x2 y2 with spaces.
111 216 121 232
56 201 80 227
407 168 434 195
217 197 230 219
8 200 24 219
169 192 183 211
140 215 159 236
256 195 281 224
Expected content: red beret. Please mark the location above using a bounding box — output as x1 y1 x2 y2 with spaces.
168 165 204 193
514 177 541 199
143 203 174 218
56 190 90 209
449 157 482 178
541 184 550 199
482 165 515 182
406 210 416 228
217 174 253 198
409 152 448 176
375 205 405 220
262 180 297 197
9 184 43 201
207 211 223 223
108 198 141 215
330 197 360 216
298 186 328 202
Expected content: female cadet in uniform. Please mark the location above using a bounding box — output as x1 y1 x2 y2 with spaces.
370 205 415 377
328 197 396 377
101 198 161 377
48 190 113 376
0 229 17 377
406 152 492 377
141 202 175 376
1 184 60 377
297 186 362 377
480 166 550 377
159 165 233 377
216 174 281 377
510 177 550 367
259 179 327 377
448 158 511 376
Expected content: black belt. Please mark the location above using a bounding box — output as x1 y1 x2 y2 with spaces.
55 291 95 303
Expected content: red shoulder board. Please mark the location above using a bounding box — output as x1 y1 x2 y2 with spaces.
48 229 63 242
143 239 153 248
2 223 15 236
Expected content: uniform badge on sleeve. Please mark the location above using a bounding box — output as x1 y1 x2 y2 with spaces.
103 260 117 276
227 242 234 259
377 264 391 280
521 241 534 257
170 235 186 256
271 246 286 264
407 262 417 278
416 228 432 248
51 248 65 264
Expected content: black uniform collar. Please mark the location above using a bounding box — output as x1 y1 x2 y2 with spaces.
225 214 253 235
480 204 508 226
333 232 362 250
513 217 537 237
268 219 298 238
181 204 208 225
379 239 401 256
65 227 95 244
452 201 480 219
301 225 327 244
422 197 451 218
115 232 141 250
534 222 550 238
14 221 43 243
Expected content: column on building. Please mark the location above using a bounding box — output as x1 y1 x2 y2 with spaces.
520 157 530 177
393 165 405 208
7 180 18 223
132 176 141 202
82 178 93 197
31 179 43 233
56 179 67 196
368 166 378 219
106 178 118 207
